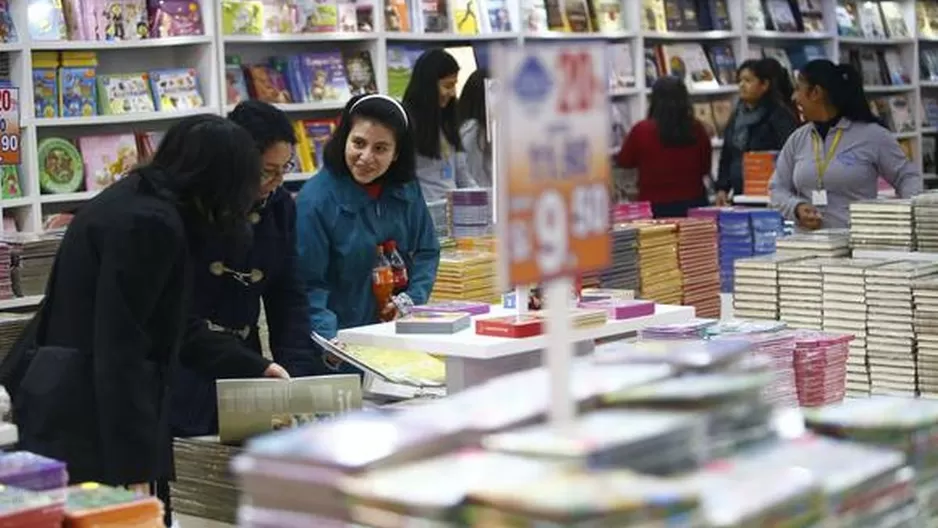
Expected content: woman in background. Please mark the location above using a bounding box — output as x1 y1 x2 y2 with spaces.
715 58 799 205
769 59 922 230
458 68 492 188
171 101 323 439
402 48 477 201
616 76 711 217
2 115 287 527
296 95 440 365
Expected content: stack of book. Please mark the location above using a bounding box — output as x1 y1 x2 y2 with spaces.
430 251 498 305
0 244 11 300
791 330 852 408
820 259 887 398
778 257 827 330
66 483 164 526
732 254 805 321
596 224 639 291
913 193 938 252
0 313 34 365
849 199 915 251
775 231 851 258
171 438 242 524
913 277 938 399
448 189 492 239
669 217 721 318
639 319 718 340
865 261 938 397
715 209 755 294
633 223 682 305
2 232 63 297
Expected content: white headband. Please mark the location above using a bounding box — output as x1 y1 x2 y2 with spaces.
350 94 409 127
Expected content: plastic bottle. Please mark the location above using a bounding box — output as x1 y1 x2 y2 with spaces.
372 245 395 321
384 240 409 294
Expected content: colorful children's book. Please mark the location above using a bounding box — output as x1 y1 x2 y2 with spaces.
58 67 97 118
150 0 204 37
78 134 138 191
27 0 68 40
149 68 203 110
97 73 155 114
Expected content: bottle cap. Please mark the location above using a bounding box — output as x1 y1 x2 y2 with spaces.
386 240 397 251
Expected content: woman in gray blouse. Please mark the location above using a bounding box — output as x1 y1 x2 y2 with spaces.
458 68 492 188
769 59 922 230
402 48 477 202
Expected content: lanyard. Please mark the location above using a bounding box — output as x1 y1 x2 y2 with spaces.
811 128 844 189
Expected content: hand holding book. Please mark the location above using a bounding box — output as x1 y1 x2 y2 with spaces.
264 363 290 380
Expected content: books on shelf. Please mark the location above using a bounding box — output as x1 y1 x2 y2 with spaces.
27 0 205 41
837 0 909 39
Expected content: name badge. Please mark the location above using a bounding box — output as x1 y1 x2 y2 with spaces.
811 190 828 206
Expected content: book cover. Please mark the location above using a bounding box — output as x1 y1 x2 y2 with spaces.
412 300 490 315
475 315 543 338
77 133 138 191
216 374 362 444
396 311 472 334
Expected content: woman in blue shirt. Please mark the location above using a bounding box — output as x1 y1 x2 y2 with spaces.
296 94 441 355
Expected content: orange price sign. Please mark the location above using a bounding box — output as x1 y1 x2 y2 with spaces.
493 43 611 288
0 88 19 165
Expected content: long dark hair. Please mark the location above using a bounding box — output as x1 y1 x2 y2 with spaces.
141 114 261 235
457 68 489 152
322 94 416 186
647 76 695 147
738 58 798 116
800 59 879 124
402 48 461 159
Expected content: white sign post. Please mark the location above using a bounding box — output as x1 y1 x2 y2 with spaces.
493 43 611 428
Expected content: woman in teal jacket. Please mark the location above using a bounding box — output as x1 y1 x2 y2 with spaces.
296 94 441 361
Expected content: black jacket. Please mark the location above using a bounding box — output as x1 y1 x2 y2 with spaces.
11 172 271 486
715 101 799 194
171 187 325 437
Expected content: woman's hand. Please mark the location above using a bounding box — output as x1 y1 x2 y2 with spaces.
795 203 823 230
380 302 400 321
264 363 290 379
715 191 729 206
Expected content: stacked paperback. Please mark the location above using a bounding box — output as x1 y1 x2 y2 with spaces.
865 261 938 397
849 199 915 251
669 217 721 318
430 251 498 304
732 253 805 321
819 258 886 397
689 208 783 293
171 438 242 524
0 244 11 300
0 313 34 365
913 277 938 398
448 189 492 239
913 192 938 252
778 257 827 330
632 223 682 305
2 232 63 297
595 224 639 291
775 231 850 258
791 330 852 407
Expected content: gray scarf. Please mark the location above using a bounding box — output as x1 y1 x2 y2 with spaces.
731 101 769 151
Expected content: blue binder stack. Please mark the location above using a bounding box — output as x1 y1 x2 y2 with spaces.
718 209 784 293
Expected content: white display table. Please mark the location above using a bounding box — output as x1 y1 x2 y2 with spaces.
338 304 695 392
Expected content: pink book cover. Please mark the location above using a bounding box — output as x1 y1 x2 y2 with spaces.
578 299 655 320
78 134 139 191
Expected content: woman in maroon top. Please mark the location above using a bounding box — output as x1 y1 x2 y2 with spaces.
616 76 712 218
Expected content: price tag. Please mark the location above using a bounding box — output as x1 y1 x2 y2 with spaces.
0 88 19 165
493 44 611 287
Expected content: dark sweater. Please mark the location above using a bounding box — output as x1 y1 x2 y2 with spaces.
716 101 799 194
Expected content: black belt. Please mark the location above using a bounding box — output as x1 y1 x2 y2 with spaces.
205 320 251 340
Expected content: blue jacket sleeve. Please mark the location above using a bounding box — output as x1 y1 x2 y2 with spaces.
295 193 339 340
405 190 442 305
263 197 323 377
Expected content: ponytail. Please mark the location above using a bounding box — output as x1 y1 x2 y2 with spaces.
801 59 881 125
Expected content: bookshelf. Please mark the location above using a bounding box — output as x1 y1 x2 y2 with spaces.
1 0 935 235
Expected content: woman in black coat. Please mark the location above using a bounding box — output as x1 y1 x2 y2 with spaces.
171 101 326 438
715 58 799 205
4 115 287 520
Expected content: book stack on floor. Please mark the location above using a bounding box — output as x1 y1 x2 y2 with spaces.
774 231 850 258
171 437 242 525
913 277 938 399
2 232 63 297
865 261 938 397
668 217 721 318
820 258 887 398
849 199 915 251
732 254 805 321
632 223 682 305
778 257 827 330
913 193 938 252
430 251 499 305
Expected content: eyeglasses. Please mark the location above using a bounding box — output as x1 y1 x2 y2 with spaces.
261 165 288 184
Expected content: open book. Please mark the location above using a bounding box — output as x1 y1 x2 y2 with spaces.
312 332 446 400
216 374 362 444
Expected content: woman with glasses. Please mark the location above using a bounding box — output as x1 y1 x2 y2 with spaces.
170 101 323 439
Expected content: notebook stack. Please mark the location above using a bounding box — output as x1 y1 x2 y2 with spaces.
668 217 721 318
611 201 653 223
704 321 798 407
865 261 938 397
913 277 938 399
639 319 718 340
714 209 755 294
0 244 11 300
171 437 242 524
732 254 805 321
820 259 887 398
913 192 938 252
790 330 852 407
2 233 63 297
0 313 33 365
598 224 639 291
778 257 828 330
632 223 682 305
849 199 915 251
430 251 499 305
775 231 851 258
448 189 492 239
